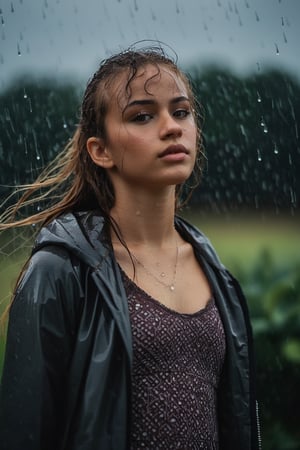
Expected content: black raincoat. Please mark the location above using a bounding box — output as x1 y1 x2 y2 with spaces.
0 211 260 450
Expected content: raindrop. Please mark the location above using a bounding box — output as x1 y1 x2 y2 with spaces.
133 0 138 12
1 16 4 26
46 117 51 128
283 31 287 43
244 0 250 8
36 155 41 160
281 16 284 26
176 2 180 14
260 117 265 127
257 149 262 162
17 42 21 55
275 43 279 55
274 143 279 155
263 126 268 134
11 2 15 13
239 124 246 136
23 88 27 99
63 122 67 129
254 11 259 21
290 188 296 205
257 91 262 103
217 0 222 7
256 62 261 72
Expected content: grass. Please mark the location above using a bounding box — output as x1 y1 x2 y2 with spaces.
183 210 300 272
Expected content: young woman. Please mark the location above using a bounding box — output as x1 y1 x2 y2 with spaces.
0 46 260 449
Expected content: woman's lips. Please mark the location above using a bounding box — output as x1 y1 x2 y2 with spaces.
159 145 189 159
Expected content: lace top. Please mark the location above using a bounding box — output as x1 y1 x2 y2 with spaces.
121 270 226 450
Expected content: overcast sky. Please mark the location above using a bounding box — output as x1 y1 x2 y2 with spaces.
0 0 299 90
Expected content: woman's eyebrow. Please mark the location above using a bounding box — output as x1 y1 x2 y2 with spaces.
124 96 190 111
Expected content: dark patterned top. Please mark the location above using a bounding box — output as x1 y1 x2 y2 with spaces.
120 269 226 450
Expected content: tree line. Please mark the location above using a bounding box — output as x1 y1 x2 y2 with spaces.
0 66 299 213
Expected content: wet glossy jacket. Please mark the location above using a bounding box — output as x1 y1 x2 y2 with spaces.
0 211 260 450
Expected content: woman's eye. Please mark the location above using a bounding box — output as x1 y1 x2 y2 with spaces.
174 109 190 118
132 113 152 123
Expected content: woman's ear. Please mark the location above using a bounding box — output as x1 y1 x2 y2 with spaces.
86 137 115 169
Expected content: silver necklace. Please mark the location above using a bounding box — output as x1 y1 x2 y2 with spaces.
131 237 179 292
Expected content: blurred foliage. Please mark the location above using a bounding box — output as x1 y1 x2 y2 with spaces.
190 66 300 213
233 251 300 449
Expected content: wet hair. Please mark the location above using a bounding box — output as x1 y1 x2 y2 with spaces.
0 43 204 230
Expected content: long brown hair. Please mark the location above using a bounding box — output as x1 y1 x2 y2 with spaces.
0 44 204 231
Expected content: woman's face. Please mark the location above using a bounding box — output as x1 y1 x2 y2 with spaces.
96 64 198 192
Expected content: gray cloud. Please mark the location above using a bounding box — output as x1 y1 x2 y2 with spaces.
0 0 299 89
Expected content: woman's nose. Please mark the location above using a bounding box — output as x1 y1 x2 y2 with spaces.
159 113 183 140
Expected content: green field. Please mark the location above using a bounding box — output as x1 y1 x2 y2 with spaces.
184 211 300 271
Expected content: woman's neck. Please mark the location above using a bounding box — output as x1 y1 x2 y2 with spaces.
110 187 177 248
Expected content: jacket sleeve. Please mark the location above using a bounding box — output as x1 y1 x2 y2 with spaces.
0 245 84 450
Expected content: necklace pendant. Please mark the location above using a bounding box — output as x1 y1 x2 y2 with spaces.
170 285 175 291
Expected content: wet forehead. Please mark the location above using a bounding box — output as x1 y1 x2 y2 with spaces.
112 64 188 111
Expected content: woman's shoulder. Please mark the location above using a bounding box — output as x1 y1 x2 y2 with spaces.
175 215 224 270
31 210 110 269
17 245 82 296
